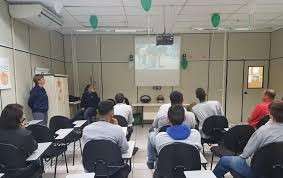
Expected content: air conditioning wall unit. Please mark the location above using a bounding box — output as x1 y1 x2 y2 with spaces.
9 4 63 30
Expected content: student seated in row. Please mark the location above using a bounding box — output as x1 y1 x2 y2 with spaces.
152 91 196 130
82 100 129 153
247 89 275 128
0 104 38 158
114 93 134 140
213 100 283 178
192 88 224 137
148 104 202 169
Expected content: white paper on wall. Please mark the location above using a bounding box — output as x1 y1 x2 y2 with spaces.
0 57 11 90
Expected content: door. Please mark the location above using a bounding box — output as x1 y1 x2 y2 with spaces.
242 60 269 122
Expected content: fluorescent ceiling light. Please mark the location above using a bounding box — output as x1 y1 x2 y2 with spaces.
76 29 92 32
234 27 251 31
115 29 138 33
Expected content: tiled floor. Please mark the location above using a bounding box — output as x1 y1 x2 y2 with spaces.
42 125 232 178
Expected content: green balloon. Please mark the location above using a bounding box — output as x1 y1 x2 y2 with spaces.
211 13 221 28
89 15 98 29
141 0 152 12
180 56 188 70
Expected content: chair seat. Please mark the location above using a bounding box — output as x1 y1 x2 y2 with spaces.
210 145 235 157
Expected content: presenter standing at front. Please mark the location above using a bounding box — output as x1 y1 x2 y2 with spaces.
28 74 49 126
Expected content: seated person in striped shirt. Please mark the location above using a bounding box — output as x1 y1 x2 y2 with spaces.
147 104 201 169
192 88 224 138
213 100 283 178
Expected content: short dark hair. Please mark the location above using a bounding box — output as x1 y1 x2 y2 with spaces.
33 74 44 85
269 100 283 123
168 105 185 125
195 88 206 102
264 89 276 100
115 93 125 103
0 104 24 129
98 101 114 116
170 91 183 105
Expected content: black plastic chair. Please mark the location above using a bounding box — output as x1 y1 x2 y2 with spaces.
113 115 128 127
49 116 82 166
201 115 229 153
233 142 283 178
0 143 43 178
84 107 97 124
210 125 255 169
83 140 130 178
158 125 171 133
26 124 69 178
154 143 201 178
256 115 270 129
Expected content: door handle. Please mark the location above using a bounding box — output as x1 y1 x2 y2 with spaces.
244 91 248 94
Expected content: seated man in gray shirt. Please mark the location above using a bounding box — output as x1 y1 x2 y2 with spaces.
147 104 201 169
192 88 224 137
213 100 283 178
82 100 129 154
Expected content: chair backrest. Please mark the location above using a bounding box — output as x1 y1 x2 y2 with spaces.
0 143 27 170
84 107 97 124
202 115 228 141
156 143 201 177
49 115 73 134
223 125 255 154
82 140 123 176
113 115 128 127
26 124 54 143
158 125 171 133
251 142 283 178
256 115 270 129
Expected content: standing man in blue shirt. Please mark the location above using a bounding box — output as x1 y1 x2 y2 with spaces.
28 74 49 126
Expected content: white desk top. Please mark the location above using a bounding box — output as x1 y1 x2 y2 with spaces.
199 152 207 164
26 120 42 126
122 141 135 159
69 101 81 105
122 127 127 136
66 173 95 178
73 120 87 128
184 170 216 178
26 142 52 161
55 128 74 140
0 173 4 177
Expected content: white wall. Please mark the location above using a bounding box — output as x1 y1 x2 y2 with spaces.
0 0 65 119
270 29 283 99
65 32 272 124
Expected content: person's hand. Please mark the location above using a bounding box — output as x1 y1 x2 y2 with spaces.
110 118 118 125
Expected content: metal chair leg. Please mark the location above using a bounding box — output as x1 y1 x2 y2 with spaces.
211 153 214 170
64 152 69 173
54 156 58 178
79 139 82 156
50 158 53 167
73 141 76 165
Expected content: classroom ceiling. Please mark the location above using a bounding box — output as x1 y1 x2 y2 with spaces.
7 0 283 34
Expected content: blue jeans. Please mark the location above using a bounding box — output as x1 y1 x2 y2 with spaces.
147 131 157 163
213 156 254 178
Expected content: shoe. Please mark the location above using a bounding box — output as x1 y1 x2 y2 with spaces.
147 161 154 169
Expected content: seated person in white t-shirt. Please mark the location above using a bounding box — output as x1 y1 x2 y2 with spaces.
147 104 202 169
114 93 134 140
152 91 196 130
192 88 224 137
147 91 197 169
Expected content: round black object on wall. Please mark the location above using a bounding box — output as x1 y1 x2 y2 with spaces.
140 95 151 103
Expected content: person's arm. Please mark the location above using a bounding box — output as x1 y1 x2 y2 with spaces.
28 90 37 109
191 130 202 151
217 102 224 116
240 130 263 159
118 129 129 154
128 107 134 127
22 133 38 157
80 93 87 109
